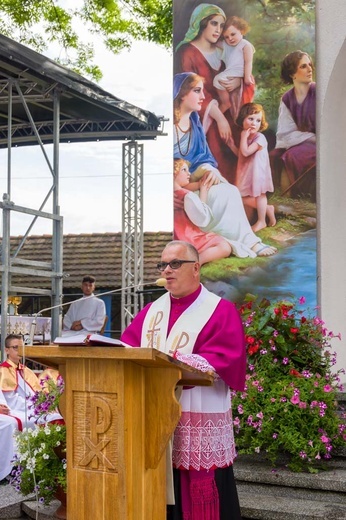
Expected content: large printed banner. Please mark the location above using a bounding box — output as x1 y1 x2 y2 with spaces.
173 0 316 307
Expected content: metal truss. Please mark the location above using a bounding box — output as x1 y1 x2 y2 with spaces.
0 80 63 358
121 141 144 330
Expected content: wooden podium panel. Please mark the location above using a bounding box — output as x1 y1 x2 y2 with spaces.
22 345 214 520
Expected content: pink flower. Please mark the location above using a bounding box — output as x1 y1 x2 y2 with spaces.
321 435 330 444
299 296 306 304
290 395 300 405
299 402 307 409
256 411 264 419
323 384 332 393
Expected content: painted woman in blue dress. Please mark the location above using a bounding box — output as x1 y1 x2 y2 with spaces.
173 72 277 257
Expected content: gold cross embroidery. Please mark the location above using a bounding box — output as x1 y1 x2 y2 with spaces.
169 332 190 356
146 311 163 348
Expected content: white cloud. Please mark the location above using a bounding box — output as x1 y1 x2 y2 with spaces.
0 40 173 236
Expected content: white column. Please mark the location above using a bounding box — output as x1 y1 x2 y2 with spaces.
318 0 346 382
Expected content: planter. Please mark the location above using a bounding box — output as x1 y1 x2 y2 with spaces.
54 484 67 519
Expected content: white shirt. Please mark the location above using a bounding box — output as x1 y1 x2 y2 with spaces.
63 294 106 335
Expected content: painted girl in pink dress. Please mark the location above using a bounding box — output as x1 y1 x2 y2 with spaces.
232 103 276 232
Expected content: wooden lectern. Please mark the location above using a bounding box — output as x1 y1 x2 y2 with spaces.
22 345 214 519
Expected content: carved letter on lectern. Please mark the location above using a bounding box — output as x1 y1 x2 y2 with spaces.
73 392 118 473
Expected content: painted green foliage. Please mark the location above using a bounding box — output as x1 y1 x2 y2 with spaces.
0 0 314 87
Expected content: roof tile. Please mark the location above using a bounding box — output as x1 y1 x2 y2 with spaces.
0 232 173 291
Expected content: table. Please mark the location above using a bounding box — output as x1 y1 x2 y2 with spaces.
6 316 51 343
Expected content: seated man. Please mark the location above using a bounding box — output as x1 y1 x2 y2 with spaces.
0 393 18 484
0 334 63 429
62 275 106 337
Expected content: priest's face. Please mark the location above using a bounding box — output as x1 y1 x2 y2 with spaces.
159 243 200 298
5 337 23 365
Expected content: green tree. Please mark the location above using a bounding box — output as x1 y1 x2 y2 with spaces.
0 0 173 80
1 0 314 95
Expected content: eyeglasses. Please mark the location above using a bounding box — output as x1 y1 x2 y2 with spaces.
156 259 196 271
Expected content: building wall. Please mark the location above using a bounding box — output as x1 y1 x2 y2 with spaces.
318 0 346 381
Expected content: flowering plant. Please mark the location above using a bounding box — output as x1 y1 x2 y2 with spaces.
233 295 346 472
10 373 66 504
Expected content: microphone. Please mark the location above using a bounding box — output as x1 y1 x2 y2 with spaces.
155 278 167 287
28 278 167 345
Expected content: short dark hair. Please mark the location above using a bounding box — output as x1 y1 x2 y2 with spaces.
82 275 96 284
5 334 23 348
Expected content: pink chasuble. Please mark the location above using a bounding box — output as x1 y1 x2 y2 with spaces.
120 285 246 391
121 285 246 517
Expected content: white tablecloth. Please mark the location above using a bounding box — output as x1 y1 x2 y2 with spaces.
6 316 51 342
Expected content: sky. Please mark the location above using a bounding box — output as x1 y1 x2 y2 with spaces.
0 38 173 236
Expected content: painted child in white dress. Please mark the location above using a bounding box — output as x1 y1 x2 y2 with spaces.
213 16 255 120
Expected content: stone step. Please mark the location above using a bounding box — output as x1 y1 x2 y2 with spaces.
0 485 60 520
235 454 346 520
238 487 346 520
0 484 28 519
238 481 346 506
234 454 346 493
22 499 61 519
336 391 346 405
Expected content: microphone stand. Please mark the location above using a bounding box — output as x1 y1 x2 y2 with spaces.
28 278 167 345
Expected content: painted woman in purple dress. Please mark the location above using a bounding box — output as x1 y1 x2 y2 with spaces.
274 50 316 198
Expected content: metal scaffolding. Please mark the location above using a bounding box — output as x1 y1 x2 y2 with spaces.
121 141 144 329
0 82 64 354
0 34 165 360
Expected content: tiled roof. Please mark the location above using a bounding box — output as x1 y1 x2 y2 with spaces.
0 232 173 291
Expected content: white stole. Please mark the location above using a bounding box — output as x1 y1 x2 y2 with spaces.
141 285 220 355
141 285 220 504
